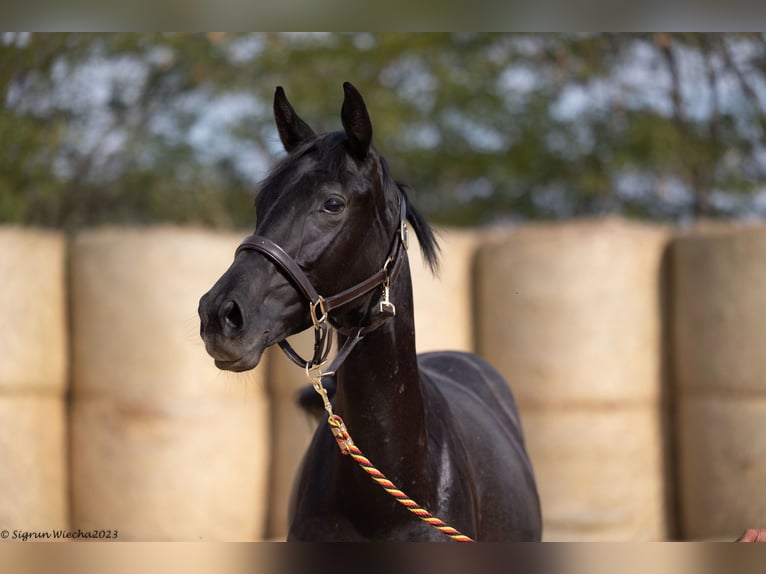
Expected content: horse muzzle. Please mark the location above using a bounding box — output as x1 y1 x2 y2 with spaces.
198 292 270 372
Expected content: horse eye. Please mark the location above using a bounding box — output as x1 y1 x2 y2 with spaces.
322 196 346 214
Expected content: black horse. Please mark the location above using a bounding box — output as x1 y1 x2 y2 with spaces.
199 82 541 541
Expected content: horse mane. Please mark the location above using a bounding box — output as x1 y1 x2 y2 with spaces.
395 180 440 275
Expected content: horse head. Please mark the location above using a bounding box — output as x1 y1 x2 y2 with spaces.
199 82 436 372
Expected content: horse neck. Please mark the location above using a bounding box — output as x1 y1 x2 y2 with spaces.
333 258 429 483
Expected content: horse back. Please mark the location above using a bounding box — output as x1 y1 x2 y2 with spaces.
418 350 542 541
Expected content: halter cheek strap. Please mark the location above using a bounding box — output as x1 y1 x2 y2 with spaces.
234 197 408 369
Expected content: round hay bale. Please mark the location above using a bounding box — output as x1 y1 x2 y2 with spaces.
523 407 665 541
69 226 272 540
0 227 67 393
672 225 766 539
70 394 270 541
676 396 766 540
409 228 481 353
263 333 321 540
475 219 670 540
0 395 68 530
70 226 247 401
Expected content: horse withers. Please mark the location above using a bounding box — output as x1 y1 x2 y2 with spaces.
198 82 542 541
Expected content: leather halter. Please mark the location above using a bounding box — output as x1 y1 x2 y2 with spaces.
235 197 409 369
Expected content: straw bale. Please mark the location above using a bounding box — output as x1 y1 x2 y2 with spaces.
672 225 766 539
676 396 766 540
409 228 481 353
672 225 766 393
0 227 67 393
70 226 254 401
70 393 270 540
70 227 274 539
0 395 68 530
476 219 669 405
523 406 666 541
475 219 670 540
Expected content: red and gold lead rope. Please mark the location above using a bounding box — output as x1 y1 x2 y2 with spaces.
309 370 474 543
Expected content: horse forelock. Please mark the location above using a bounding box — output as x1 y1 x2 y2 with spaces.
255 133 347 215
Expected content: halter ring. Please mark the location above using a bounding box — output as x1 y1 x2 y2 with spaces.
309 296 328 328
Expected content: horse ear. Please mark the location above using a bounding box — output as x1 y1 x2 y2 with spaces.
274 86 316 153
341 82 372 160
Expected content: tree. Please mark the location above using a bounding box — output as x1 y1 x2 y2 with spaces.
2 32 765 230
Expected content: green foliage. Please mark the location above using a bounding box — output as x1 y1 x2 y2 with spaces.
1 32 765 230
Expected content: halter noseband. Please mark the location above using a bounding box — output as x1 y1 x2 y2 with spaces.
234 197 409 369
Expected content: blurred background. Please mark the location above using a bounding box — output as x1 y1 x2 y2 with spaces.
3 32 766 229
2 32 766 543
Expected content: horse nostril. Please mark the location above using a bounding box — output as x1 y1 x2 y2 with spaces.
220 300 244 335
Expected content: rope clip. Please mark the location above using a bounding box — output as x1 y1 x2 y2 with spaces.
379 258 396 317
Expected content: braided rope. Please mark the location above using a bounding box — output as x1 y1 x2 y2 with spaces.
310 373 474 542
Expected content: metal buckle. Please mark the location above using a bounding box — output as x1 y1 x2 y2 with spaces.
309 296 327 328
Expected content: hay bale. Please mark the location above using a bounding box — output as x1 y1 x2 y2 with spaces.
410 228 481 353
0 395 68 530
0 227 67 393
676 397 766 540
69 226 272 540
70 226 247 401
523 407 665 541
0 227 68 533
564 543 698 574
672 225 766 539
70 394 270 540
475 219 670 540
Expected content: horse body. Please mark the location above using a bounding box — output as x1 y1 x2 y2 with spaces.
289 264 541 541
199 82 541 541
